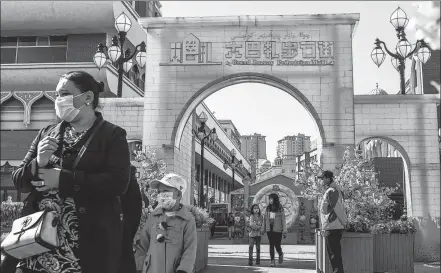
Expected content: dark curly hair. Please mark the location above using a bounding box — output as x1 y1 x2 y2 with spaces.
60 71 105 109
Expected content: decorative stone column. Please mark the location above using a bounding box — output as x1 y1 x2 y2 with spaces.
243 175 251 210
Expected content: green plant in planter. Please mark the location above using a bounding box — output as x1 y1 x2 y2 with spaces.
133 145 167 207
296 147 397 233
187 205 215 228
1 200 24 232
371 219 417 234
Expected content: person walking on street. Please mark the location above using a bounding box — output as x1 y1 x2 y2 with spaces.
227 213 235 239
262 193 287 267
209 212 217 239
318 170 348 273
248 204 264 266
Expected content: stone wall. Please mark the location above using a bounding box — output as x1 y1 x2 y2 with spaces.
98 98 144 141
354 94 440 262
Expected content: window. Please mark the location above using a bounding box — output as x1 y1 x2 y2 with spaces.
1 36 67 64
135 1 147 17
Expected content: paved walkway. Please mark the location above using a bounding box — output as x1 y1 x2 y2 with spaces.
200 238 441 273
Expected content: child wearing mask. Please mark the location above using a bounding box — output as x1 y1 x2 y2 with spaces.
248 204 264 266
134 174 197 273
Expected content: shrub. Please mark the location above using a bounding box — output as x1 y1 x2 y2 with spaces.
371 220 417 234
187 205 215 228
133 145 167 205
1 200 24 232
296 147 398 233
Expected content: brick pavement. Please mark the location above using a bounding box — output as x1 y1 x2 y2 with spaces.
200 240 441 273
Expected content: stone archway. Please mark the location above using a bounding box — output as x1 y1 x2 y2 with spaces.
140 14 360 204
356 136 412 216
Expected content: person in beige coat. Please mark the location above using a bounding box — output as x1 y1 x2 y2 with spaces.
262 193 287 267
134 174 197 273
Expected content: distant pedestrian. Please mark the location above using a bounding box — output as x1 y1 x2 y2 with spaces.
227 213 235 239
248 204 264 266
209 212 216 238
318 170 348 273
262 193 287 267
142 184 150 208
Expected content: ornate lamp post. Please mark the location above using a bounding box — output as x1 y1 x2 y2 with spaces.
223 148 243 195
371 7 432 95
193 111 218 209
93 13 147 97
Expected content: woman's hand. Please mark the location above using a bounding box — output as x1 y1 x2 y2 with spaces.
283 232 287 239
32 168 61 191
36 136 59 167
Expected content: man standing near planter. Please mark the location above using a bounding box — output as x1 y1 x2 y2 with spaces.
318 170 348 273
134 173 197 273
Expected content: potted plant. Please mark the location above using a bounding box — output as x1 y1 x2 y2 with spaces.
1 198 24 234
371 219 416 273
187 205 214 272
298 147 397 273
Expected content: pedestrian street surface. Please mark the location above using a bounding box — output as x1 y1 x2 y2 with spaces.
201 240 441 273
202 243 316 273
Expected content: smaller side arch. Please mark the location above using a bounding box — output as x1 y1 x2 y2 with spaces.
356 136 413 216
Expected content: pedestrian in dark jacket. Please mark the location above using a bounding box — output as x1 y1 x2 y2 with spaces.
10 71 130 273
119 165 142 273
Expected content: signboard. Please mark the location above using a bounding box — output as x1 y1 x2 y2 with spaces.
160 31 335 67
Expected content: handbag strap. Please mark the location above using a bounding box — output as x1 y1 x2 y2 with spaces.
72 119 105 170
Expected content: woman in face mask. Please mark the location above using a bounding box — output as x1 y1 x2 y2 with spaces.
134 174 197 273
9 71 131 273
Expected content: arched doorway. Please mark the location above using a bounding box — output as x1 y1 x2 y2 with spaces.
356 136 412 219
172 73 327 150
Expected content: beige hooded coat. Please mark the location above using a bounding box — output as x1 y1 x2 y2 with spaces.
134 205 197 273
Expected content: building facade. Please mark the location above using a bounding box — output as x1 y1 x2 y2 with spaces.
192 103 250 207
0 1 161 202
218 119 242 149
276 133 311 159
240 133 267 160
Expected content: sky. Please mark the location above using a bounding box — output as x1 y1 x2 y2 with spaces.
161 1 422 161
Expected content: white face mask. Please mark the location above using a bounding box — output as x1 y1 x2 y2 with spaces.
55 93 86 122
157 192 177 210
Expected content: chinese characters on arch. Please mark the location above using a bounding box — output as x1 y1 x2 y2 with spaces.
161 32 335 67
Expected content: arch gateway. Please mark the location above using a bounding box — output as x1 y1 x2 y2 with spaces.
134 15 440 260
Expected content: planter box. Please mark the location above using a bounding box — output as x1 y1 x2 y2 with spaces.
194 227 209 272
373 234 414 273
316 230 373 273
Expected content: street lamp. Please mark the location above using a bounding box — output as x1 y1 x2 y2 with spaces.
371 7 432 95
93 13 147 97
193 111 218 209
223 148 243 194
